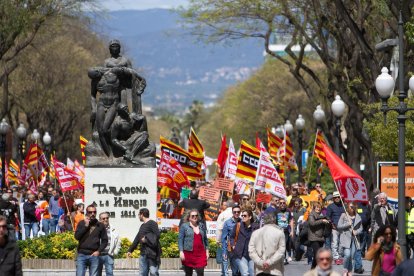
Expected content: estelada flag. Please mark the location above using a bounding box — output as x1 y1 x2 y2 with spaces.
157 150 190 192
160 136 204 180
216 135 228 177
53 157 82 192
188 127 204 155
235 140 260 182
322 142 368 202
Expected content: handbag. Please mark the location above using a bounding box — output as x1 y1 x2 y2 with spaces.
227 222 240 252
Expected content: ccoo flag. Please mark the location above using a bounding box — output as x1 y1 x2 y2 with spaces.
322 142 368 202
157 150 190 193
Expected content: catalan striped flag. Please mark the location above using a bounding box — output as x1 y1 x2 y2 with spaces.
188 127 204 155
267 128 283 162
20 143 49 185
281 131 298 170
8 159 19 184
160 136 204 180
80 136 88 165
235 140 260 182
314 130 327 165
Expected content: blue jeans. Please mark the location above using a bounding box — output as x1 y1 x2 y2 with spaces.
222 253 239 276
76 253 100 276
235 257 254 276
50 215 59 233
97 255 114 276
343 240 356 272
354 248 363 270
42 218 51 235
139 255 159 276
24 222 39 239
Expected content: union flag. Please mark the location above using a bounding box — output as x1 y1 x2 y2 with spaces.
235 140 260 182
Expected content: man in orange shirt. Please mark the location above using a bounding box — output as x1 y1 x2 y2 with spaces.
309 183 326 203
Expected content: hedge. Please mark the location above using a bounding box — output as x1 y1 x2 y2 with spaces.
17 231 218 259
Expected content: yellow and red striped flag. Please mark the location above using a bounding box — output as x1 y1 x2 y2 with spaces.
188 127 204 155
280 131 298 170
267 128 283 162
80 136 88 165
160 136 204 180
8 159 19 184
314 130 327 165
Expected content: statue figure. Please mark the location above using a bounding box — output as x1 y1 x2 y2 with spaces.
84 39 155 167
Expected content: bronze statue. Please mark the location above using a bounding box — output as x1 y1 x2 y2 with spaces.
84 40 155 168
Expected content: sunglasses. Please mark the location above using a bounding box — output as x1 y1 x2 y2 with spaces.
87 211 97 214
280 202 286 205
241 214 248 218
190 214 198 218
316 186 321 188
233 211 240 214
242 198 248 201
385 232 392 235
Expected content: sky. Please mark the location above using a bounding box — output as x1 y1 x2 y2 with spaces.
101 0 188 11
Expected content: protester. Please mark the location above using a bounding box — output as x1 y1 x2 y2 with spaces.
127 208 161 276
38 199 51 235
97 212 121 276
231 209 259 276
74 204 108 276
0 192 18 240
274 198 294 264
287 185 301 208
216 199 234 275
0 215 22 276
178 209 209 276
265 196 279 214
337 202 363 275
366 225 402 276
222 205 241 276
309 183 326 203
178 190 210 228
369 192 397 241
23 194 39 239
248 213 285 276
326 191 345 265
48 189 60 233
356 200 371 257
72 203 85 231
304 248 340 276
308 202 330 269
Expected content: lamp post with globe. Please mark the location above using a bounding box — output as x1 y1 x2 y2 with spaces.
331 95 346 157
295 115 305 183
0 119 10 189
16 123 27 168
43 132 52 181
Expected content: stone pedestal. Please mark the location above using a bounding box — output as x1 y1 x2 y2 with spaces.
85 168 157 241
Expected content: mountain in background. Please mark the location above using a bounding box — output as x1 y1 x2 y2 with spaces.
93 9 264 113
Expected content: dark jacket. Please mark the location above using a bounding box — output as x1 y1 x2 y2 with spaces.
145 232 162 265
75 220 108 255
230 222 259 259
357 202 371 230
0 237 22 276
327 202 345 227
129 220 160 262
23 201 37 223
0 199 17 226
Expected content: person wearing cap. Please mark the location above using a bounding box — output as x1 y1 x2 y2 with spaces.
326 191 345 265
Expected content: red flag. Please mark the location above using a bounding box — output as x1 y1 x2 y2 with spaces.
53 157 82 192
322 142 368 202
216 135 228 177
157 150 190 193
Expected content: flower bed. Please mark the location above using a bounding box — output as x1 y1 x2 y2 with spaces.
18 230 218 259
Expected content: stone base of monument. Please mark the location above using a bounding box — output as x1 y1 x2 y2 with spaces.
85 167 157 241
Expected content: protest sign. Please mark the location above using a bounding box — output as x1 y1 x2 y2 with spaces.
198 186 221 201
213 178 234 193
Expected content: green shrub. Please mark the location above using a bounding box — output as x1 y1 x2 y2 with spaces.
18 231 217 259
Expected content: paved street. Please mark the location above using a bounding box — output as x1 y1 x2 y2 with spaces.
24 259 373 275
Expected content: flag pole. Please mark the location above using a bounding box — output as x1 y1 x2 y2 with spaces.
306 130 319 183
333 182 361 249
62 191 74 230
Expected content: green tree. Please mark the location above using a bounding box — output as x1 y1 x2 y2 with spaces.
179 0 414 190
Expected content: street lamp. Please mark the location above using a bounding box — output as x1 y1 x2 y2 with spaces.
16 123 27 168
43 132 52 181
274 125 284 138
331 95 346 156
31 129 40 143
374 8 414 259
284 120 294 186
295 115 305 183
0 119 10 189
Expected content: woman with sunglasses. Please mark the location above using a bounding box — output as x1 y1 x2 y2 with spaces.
308 202 331 269
337 202 362 275
178 209 209 276
230 209 259 276
366 225 402 276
